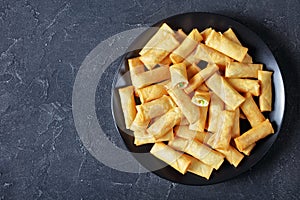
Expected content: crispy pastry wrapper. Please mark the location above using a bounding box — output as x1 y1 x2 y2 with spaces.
225 62 263 78
150 142 191 174
174 29 187 43
118 86 137 129
174 125 211 143
184 63 219 94
167 87 200 124
136 84 168 104
258 70 273 112
207 92 224 133
205 29 248 62
128 57 145 74
234 119 274 152
139 23 174 56
200 27 213 41
170 63 188 89
170 29 203 63
240 93 266 128
185 154 214 180
226 78 260 96
205 73 245 110
147 107 182 139
130 105 150 131
192 91 210 107
240 143 256 156
134 129 174 146
226 105 240 138
216 145 244 167
187 63 201 80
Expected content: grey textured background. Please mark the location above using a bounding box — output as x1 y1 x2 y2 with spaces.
0 0 299 199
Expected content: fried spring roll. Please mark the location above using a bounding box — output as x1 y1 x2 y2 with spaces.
223 28 253 64
225 62 263 78
234 119 274 151
130 105 150 131
258 70 273 112
147 107 182 138
240 93 265 127
240 143 256 156
200 27 213 41
207 93 224 133
132 66 170 88
187 63 201 80
174 29 187 43
167 87 199 124
150 142 191 174
205 73 245 110
174 125 211 143
136 84 168 104
139 23 174 56
225 104 240 138
191 91 210 107
197 84 210 92
205 29 248 62
179 117 190 126
185 154 214 180
170 63 188 89
170 29 203 63
118 86 137 129
184 63 219 94
140 34 179 70
134 129 174 146
226 78 260 96
159 55 172 67
128 57 145 74
207 110 235 150
216 145 244 167
139 95 175 121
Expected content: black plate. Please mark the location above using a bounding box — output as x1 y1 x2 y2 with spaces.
111 12 285 185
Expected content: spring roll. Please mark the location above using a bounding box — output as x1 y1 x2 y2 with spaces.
216 145 244 167
207 93 224 133
133 66 170 88
174 29 187 43
128 57 145 74
229 106 240 138
140 34 180 70
205 73 245 110
179 117 190 126
239 108 247 119
130 105 150 131
187 63 201 80
225 62 263 78
139 95 175 121
139 23 174 56
118 86 137 129
197 84 210 92
258 70 273 112
205 29 248 62
240 93 265 127
191 91 210 107
234 119 274 151
159 55 172 67
136 84 168 104
174 125 211 143
170 63 188 89
150 142 191 174
147 107 182 138
185 154 213 180
134 129 174 146
226 78 260 96
207 110 235 150
167 87 199 124
223 28 253 64
200 27 213 41
170 29 203 63
184 63 219 94
240 143 256 156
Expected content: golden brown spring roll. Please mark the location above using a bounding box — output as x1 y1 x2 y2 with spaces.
130 105 151 131
258 70 273 112
223 28 253 64
139 23 174 56
159 55 172 67
239 108 247 119
207 110 235 150
170 63 188 89
134 129 174 146
150 142 191 174
187 63 201 80
140 34 179 70
240 93 266 127
205 29 248 62
225 62 263 78
240 143 256 156
234 119 274 151
191 91 210 107
128 57 145 74
118 86 137 129
226 78 260 96
174 125 211 143
139 95 175 121
132 66 170 88
225 104 240 138
167 87 199 124
207 92 224 133
147 107 182 139
197 84 210 92
184 63 219 94
217 145 244 167
174 29 187 43
136 84 168 104
200 27 212 41
170 29 203 63
185 154 214 180
205 73 245 110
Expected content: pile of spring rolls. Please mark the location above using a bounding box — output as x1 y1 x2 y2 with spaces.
118 23 274 179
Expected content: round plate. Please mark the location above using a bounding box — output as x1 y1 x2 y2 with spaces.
111 12 285 185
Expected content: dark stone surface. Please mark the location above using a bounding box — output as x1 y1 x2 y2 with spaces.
0 0 299 199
